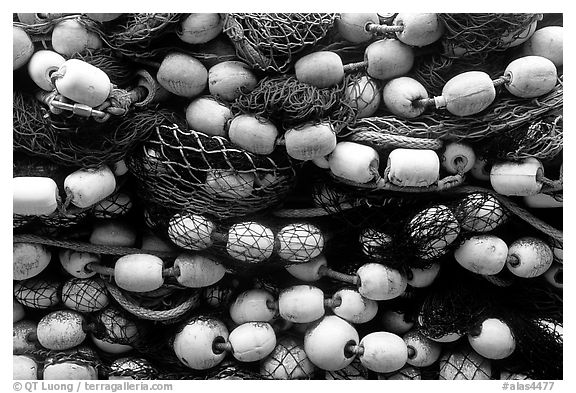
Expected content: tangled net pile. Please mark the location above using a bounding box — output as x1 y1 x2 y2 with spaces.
223 13 337 73
13 12 562 382
126 110 296 219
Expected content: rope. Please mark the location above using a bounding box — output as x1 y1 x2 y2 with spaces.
12 234 180 259
272 203 356 218
104 281 200 321
346 130 444 150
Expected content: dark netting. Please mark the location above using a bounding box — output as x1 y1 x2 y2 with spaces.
13 278 61 309
417 270 488 340
410 50 511 97
126 110 296 220
223 13 336 73
230 72 369 134
92 192 133 219
260 335 315 379
70 48 138 87
325 358 370 380
61 277 110 313
346 77 563 142
90 305 142 347
439 344 493 380
488 282 563 380
452 192 511 234
14 13 98 39
402 204 461 263
40 346 103 377
438 13 541 59
475 112 563 163
380 365 422 380
106 357 159 380
13 90 158 168
94 13 182 59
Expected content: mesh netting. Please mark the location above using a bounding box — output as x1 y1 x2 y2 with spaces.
61 277 110 313
13 278 61 309
163 212 327 273
126 110 296 220
14 14 97 38
13 90 158 168
325 358 369 380
260 335 316 379
490 282 563 380
438 13 541 59
223 13 336 73
91 305 142 347
417 273 488 340
346 77 563 142
452 192 511 233
231 72 373 134
92 192 133 219
439 345 492 380
107 357 159 380
475 112 563 163
380 365 422 380
70 48 138 87
403 204 461 262
94 13 182 59
410 50 511 97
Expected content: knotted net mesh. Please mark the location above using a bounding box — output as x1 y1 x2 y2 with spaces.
439 345 492 380
61 277 110 313
13 278 61 309
223 13 336 73
260 335 316 379
346 77 563 142
126 110 296 220
13 90 157 168
439 13 541 59
231 73 364 133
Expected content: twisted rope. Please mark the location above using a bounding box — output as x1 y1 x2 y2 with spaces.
103 281 200 321
12 234 180 259
346 130 444 150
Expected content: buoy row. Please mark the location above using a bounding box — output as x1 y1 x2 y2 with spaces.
167 215 325 264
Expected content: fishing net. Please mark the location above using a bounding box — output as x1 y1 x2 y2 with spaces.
325 358 370 380
489 282 563 380
260 335 316 379
106 357 159 380
439 344 493 380
70 48 138 87
346 77 563 142
126 110 296 220
60 277 110 313
13 90 161 168
410 50 511 97
475 112 563 163
223 13 337 73
416 270 488 340
13 153 94 233
13 14 97 41
231 72 368 133
95 13 182 60
13 278 61 309
438 13 541 59
89 305 143 348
